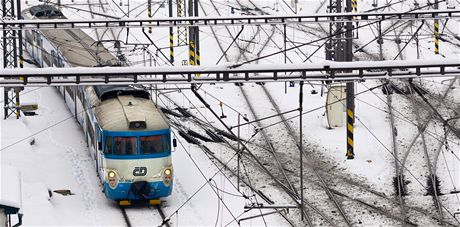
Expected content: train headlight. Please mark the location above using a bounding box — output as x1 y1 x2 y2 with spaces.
107 170 118 189
164 168 172 177
163 168 172 186
108 171 116 179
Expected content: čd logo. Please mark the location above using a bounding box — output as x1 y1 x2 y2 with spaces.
133 167 147 176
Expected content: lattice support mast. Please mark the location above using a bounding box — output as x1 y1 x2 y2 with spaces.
2 0 21 119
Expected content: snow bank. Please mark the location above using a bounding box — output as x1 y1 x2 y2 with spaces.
0 165 22 214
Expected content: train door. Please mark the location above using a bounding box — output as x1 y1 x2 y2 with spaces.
36 34 43 67
51 50 56 67
31 31 36 60
96 124 104 176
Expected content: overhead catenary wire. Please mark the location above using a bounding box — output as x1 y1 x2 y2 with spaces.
327 82 460 224
160 122 240 225
0 90 245 227
230 0 449 68
155 92 278 225
235 83 385 130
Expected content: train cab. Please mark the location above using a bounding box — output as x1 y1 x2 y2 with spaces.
87 86 174 203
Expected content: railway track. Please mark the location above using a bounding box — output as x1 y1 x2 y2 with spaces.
157 86 457 226
232 18 353 227
181 1 429 225
382 5 460 224
157 93 300 226
225 0 409 225
230 0 459 225
120 204 171 227
200 1 351 225
102 0 460 225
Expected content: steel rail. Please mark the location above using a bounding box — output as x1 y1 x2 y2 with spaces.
155 205 171 227
160 94 299 226
384 16 409 226
120 206 132 227
199 3 310 224
232 0 300 204
159 83 458 226
242 1 352 225
408 83 445 225
2 9 460 31
385 83 408 226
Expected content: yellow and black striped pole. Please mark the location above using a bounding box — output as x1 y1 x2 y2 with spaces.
168 0 174 63
196 49 200 67
434 0 440 55
169 30 174 63
189 40 195 66
434 19 440 55
193 0 200 77
346 109 354 159
148 0 152 33
195 37 200 77
352 0 357 12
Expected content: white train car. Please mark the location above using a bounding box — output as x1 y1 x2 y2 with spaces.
22 5 174 205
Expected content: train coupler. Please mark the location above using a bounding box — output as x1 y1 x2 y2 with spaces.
119 200 132 206
149 199 161 205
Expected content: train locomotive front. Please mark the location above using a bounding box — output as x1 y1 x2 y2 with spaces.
91 86 174 204
21 5 174 205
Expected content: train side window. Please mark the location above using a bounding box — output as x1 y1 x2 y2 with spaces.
113 137 138 155
51 50 56 66
140 135 164 155
105 136 113 154
57 55 62 68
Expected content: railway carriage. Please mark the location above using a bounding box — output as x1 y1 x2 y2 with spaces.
22 5 174 205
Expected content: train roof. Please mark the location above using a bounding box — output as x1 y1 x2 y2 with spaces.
40 28 119 67
29 5 63 18
93 85 150 101
90 86 169 132
24 5 118 67
96 94 169 132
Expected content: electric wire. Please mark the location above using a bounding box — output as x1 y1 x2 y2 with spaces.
255 83 385 131
329 83 460 224
162 122 240 224
154 93 274 225
361 82 460 145
158 90 271 224
231 0 449 68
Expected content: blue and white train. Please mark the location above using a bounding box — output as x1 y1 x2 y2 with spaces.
22 5 174 205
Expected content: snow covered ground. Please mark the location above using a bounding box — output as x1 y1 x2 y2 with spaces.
2 0 460 226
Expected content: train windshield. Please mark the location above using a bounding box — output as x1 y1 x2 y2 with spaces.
113 137 138 155
140 135 170 154
104 134 171 156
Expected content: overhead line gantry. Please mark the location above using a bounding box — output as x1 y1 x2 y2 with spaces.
0 60 458 87
1 9 460 31
2 0 22 119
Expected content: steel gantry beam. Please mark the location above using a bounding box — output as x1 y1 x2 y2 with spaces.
1 9 460 31
0 60 459 87
2 0 22 119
